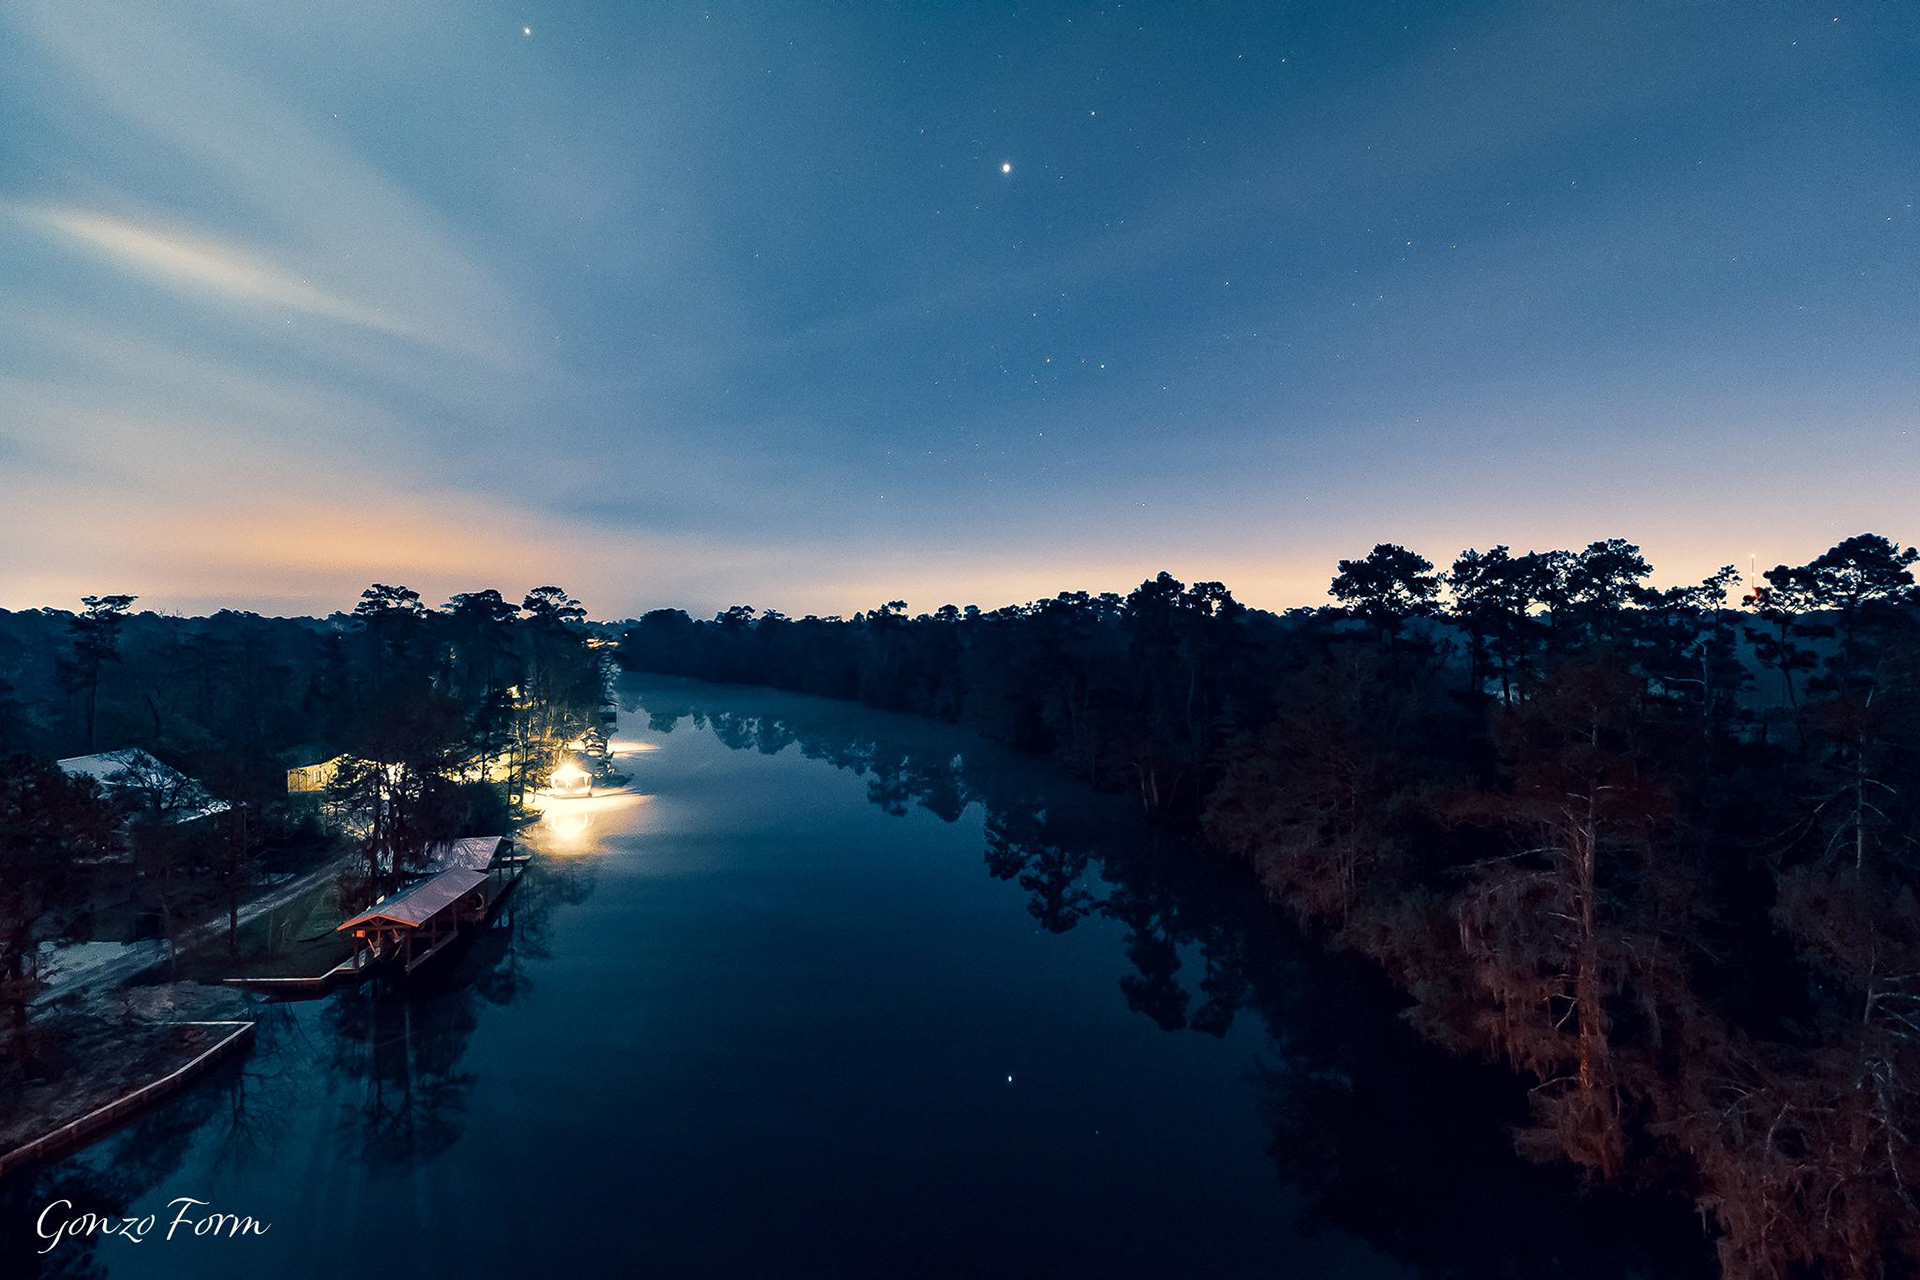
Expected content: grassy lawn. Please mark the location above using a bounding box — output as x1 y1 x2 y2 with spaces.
0 1017 226 1156
169 874 353 983
53 826 356 984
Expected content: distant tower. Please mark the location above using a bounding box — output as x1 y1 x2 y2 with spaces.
1742 553 1770 607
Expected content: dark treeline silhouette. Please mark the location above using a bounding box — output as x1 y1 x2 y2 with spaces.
617 534 1920 1280
0 585 606 1071
0 584 606 830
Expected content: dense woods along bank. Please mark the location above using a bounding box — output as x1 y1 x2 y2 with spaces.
616 534 1920 1280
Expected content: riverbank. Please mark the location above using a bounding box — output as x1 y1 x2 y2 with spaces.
0 986 252 1178
35 847 359 1008
170 864 352 987
5 852 348 1181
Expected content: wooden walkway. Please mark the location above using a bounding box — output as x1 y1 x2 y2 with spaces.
221 943 387 996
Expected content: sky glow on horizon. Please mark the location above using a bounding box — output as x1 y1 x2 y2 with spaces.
0 1 1914 620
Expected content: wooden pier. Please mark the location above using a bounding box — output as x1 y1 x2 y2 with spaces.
220 943 387 996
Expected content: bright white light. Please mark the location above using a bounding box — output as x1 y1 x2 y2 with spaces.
1000 162 1012 175
546 808 592 844
548 761 592 794
530 791 652 853
522 25 532 36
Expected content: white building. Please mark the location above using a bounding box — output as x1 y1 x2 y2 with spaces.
57 748 231 824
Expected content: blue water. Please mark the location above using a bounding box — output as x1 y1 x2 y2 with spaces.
3 676 1710 1278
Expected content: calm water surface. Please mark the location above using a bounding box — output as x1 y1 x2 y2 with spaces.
4 677 1712 1278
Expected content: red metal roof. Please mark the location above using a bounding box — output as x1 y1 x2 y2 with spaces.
336 867 489 931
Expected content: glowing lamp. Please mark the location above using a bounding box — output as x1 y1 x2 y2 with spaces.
548 761 593 797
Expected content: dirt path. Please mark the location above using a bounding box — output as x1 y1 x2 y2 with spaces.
34 851 358 1007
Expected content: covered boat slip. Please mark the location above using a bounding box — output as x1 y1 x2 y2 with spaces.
424 834 533 875
336 842 525 976
425 835 517 873
224 842 525 996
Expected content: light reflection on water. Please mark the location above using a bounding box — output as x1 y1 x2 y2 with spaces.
526 790 651 853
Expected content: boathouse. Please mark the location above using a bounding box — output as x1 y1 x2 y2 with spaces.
335 867 491 975
424 834 514 873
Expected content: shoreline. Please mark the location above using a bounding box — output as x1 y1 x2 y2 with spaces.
0 1020 254 1180
34 848 361 1010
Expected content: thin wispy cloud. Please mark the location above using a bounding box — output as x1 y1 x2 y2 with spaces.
12 205 430 345
3 0 544 374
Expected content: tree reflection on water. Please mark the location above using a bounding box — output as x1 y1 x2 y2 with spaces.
317 854 595 1167
0 1060 234 1278
0 849 599 1280
627 675 1714 1280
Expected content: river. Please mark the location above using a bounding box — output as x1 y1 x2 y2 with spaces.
2 675 1714 1278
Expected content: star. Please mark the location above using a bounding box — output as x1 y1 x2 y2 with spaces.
521 25 532 37
1000 162 1012 175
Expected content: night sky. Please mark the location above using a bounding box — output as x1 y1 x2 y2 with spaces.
2 1 1914 619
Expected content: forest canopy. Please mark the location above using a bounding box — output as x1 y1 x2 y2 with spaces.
616 533 1920 1280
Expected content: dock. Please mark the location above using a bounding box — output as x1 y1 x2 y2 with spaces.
335 838 527 979
220 838 528 996
220 944 387 996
